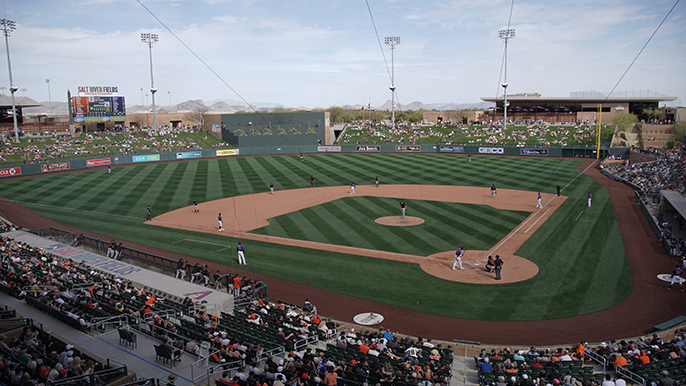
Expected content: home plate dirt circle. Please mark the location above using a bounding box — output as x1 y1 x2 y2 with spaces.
375 216 425 226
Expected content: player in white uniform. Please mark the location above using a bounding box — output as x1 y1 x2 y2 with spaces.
536 192 542 208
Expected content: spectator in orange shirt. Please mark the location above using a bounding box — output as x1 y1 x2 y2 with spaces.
639 351 650 364
614 354 627 370
359 342 370 354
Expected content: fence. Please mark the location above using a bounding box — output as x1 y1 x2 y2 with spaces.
27 226 269 304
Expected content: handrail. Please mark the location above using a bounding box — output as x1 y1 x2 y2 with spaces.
616 365 646 386
46 363 128 386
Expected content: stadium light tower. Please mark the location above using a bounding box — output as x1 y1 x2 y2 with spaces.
46 79 51 103
498 28 515 131
1 18 19 142
141 32 159 131
384 36 400 128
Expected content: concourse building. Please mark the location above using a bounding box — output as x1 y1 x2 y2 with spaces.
481 91 678 124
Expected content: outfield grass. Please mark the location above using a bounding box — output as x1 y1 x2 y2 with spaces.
0 153 632 321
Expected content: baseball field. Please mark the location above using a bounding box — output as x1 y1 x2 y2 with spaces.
0 153 633 328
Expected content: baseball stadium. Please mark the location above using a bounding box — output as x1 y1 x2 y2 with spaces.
0 0 684 384
0 116 684 385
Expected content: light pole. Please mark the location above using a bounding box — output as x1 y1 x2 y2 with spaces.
46 79 51 102
140 88 144 106
168 90 171 108
1 18 19 142
141 32 159 132
384 36 400 128
498 28 515 130
20 88 26 98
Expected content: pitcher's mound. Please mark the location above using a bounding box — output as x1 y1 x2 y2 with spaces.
375 216 425 226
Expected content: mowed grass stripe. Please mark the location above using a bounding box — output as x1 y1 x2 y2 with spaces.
94 165 155 213
62 172 127 212
153 162 189 213
13 173 84 204
205 159 224 201
40 171 104 207
127 163 174 217
189 161 210 203
257 156 308 190
170 161 199 209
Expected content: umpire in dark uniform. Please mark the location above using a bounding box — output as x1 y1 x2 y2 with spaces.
494 255 503 280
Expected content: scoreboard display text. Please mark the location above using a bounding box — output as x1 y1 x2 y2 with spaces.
72 96 126 118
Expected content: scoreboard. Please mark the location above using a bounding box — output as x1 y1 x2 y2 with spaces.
72 96 126 122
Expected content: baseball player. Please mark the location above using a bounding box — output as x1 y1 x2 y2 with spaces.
587 192 592 207
536 192 542 208
668 262 684 291
556 185 561 196
452 247 464 270
218 213 224 231
310 175 315 188
194 198 199 213
468 155 472 162
270 182 274 195
375 176 379 188
494 255 503 280
400 202 406 219
237 243 246 265
491 185 497 198
350 182 356 195
146 205 151 221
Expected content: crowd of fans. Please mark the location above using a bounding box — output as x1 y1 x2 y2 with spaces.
603 146 686 255
475 333 686 386
0 213 459 385
0 126 226 163
336 121 597 147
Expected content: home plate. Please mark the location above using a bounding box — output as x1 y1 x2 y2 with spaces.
353 312 384 326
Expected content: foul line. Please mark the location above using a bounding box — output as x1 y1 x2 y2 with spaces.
525 208 551 233
575 211 584 221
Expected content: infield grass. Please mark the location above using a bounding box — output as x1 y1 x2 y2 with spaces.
0 153 631 321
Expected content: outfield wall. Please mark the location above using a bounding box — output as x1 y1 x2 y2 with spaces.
0 145 628 178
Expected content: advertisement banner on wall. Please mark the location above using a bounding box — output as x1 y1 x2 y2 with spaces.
0 167 21 178
439 146 464 153
86 158 112 167
212 124 221 133
520 148 549 156
317 146 341 152
176 151 202 159
478 147 504 154
216 149 239 156
356 145 380 152
132 154 161 163
41 162 70 173
396 145 421 152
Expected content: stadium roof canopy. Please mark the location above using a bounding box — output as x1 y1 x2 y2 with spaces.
662 190 686 220
481 96 677 103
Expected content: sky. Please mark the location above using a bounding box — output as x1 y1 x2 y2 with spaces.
1 0 684 109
